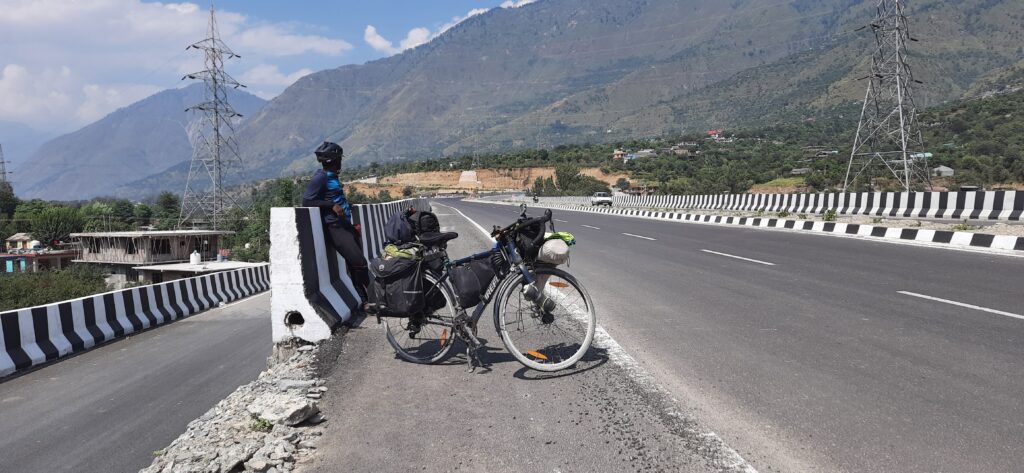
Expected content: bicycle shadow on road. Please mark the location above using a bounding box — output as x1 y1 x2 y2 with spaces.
512 345 609 381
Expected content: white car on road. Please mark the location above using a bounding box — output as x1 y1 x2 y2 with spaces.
590 192 613 206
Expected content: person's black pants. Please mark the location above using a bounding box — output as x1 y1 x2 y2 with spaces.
325 221 369 299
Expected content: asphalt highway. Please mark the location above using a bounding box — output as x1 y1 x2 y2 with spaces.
445 199 1024 472
0 293 271 473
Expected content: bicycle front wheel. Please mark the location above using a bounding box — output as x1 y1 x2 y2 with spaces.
385 272 458 364
493 266 596 371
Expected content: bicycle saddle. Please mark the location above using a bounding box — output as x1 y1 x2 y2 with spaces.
418 231 459 246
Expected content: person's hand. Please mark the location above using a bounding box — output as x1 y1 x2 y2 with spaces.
353 224 362 239
332 203 344 216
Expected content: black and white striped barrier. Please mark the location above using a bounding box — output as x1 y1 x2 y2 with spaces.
0 265 270 378
518 190 1024 221
270 199 430 343
352 198 431 260
472 199 1024 253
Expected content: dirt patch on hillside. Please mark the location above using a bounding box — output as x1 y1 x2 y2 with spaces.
372 167 626 192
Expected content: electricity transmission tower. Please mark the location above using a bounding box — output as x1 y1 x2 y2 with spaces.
179 5 246 229
0 144 12 190
843 0 930 192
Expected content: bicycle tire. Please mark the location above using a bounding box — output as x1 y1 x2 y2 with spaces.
385 271 458 364
493 266 596 372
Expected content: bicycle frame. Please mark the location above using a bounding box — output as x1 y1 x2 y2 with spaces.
430 235 536 330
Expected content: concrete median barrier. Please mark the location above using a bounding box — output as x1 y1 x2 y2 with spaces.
269 198 430 344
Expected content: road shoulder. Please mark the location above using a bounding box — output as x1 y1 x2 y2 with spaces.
299 208 748 473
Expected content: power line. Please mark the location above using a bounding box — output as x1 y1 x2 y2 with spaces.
179 4 247 230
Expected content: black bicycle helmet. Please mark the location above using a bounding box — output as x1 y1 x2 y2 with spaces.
314 141 343 165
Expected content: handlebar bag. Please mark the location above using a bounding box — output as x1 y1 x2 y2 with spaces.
515 220 546 260
368 256 424 317
450 259 496 308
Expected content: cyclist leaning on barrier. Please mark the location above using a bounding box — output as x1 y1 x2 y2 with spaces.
302 141 370 305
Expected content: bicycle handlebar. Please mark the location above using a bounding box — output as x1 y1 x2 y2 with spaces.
491 208 552 238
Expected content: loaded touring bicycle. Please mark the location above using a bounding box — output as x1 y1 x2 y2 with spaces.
367 204 596 372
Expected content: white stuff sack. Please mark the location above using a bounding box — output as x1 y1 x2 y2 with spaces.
537 238 570 265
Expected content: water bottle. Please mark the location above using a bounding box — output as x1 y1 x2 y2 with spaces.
522 283 557 313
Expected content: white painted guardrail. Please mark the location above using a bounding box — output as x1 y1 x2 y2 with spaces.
509 190 1024 221
0 265 269 377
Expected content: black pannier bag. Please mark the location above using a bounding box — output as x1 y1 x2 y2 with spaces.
423 280 447 313
421 246 445 273
450 259 496 308
515 220 546 261
368 256 424 317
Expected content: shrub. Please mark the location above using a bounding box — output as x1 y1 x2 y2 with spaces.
823 209 837 222
0 265 109 311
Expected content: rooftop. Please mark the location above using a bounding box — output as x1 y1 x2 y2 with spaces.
71 230 233 238
5 232 33 241
133 261 265 273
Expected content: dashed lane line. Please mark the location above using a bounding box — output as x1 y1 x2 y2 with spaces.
897 291 1024 321
700 249 776 266
623 232 656 241
554 218 568 223
580 224 600 230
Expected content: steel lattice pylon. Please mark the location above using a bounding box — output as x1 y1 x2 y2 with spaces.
0 144 10 185
179 5 246 230
843 0 931 192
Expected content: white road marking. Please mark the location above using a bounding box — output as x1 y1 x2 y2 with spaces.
554 218 568 223
580 224 601 230
622 232 656 240
700 249 776 266
897 291 1024 321
434 202 495 241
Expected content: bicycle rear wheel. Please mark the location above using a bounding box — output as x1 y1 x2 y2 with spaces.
385 272 458 364
493 266 596 372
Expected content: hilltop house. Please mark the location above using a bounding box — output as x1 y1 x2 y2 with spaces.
5 232 34 251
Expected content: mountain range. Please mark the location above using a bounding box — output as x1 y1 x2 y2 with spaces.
15 0 1024 200
13 84 264 200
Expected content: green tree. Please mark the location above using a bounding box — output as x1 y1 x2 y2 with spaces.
273 179 298 207
154 191 181 229
110 199 135 226
133 203 153 226
31 206 84 246
0 182 17 219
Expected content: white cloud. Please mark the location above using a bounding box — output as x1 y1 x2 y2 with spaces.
234 25 352 56
240 64 314 87
400 27 432 50
0 0 353 133
500 0 537 8
365 7 491 57
438 8 490 35
364 25 400 55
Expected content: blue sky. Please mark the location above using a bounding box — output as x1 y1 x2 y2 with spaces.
0 0 536 136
